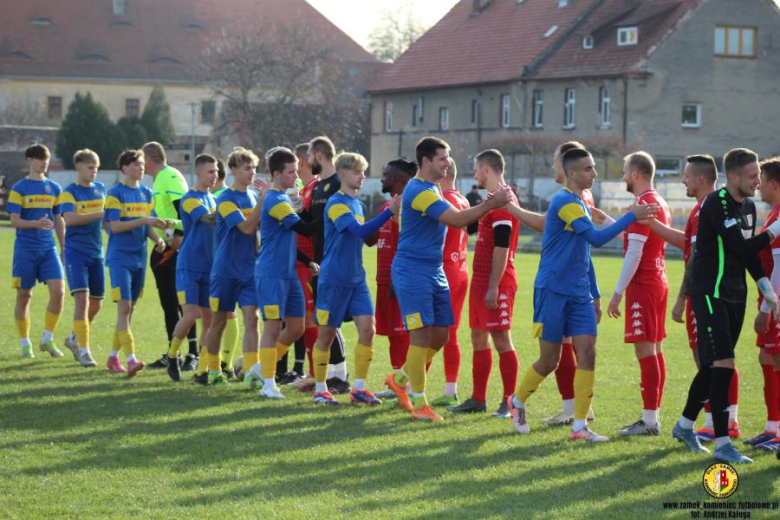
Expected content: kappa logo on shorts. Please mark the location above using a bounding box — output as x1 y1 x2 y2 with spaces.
501 319 510 326
499 303 509 309
632 320 642 327
631 302 642 310
632 311 642 318
406 312 423 330
500 311 509 317
499 294 508 300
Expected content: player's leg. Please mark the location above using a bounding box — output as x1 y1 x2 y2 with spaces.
348 315 381 405
120 267 146 377
491 329 517 419
450 328 490 414
168 303 200 381
70 290 95 366
620 340 661 435
568 333 607 442
754 352 780 450
15 287 34 358
545 336 578 425
749 348 780 448
437 271 467 405
38 248 65 357
221 310 239 374
205 309 227 384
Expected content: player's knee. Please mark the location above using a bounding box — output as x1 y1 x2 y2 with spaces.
491 331 513 353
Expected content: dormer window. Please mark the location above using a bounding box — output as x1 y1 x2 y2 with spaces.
583 35 594 49
558 0 569 7
544 25 559 39
617 27 638 46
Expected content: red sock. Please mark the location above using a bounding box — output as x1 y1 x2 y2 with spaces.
472 349 493 403
638 355 661 410
304 327 318 376
442 326 461 383
389 334 410 371
498 350 519 400
555 342 576 400
657 351 666 407
728 366 739 406
762 363 780 421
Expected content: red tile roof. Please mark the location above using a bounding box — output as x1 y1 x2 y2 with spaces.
0 0 376 82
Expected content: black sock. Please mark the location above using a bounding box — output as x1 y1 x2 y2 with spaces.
276 352 288 378
293 336 306 375
682 366 712 422
710 367 734 439
186 322 198 355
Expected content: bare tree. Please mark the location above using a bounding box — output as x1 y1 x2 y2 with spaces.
368 1 429 62
0 96 46 126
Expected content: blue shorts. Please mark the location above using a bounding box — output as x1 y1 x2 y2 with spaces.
391 265 453 331
210 276 256 312
256 277 305 321
12 246 63 290
64 248 105 298
109 264 146 302
532 288 597 344
176 269 210 308
316 281 374 328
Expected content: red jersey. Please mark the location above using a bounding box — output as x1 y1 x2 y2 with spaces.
376 199 399 285
442 189 469 274
297 176 319 259
683 197 705 264
624 189 671 287
758 205 780 305
472 190 520 287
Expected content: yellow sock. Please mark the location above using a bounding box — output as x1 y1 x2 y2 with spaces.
354 343 373 380
275 341 291 362
260 348 277 379
74 320 89 348
221 317 239 369
168 337 184 358
516 366 546 404
118 330 134 356
244 351 258 373
15 319 30 339
197 350 210 375
405 345 428 395
313 348 330 383
426 348 436 363
44 311 61 333
573 369 595 421
208 351 222 372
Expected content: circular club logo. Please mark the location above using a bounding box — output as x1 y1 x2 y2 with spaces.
702 463 739 499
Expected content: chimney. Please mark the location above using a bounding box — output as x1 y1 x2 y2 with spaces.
112 0 125 15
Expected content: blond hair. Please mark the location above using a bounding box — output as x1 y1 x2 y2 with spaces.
227 147 259 169
73 148 100 167
335 152 368 172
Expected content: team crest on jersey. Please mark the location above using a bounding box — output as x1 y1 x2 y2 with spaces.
324 184 330 192
94 189 101 197
140 192 147 201
44 184 52 193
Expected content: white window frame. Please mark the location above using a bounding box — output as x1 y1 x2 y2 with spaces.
563 88 576 128
532 89 543 128
617 27 638 46
598 86 611 127
384 101 393 132
582 35 594 49
439 107 449 131
500 94 511 128
681 104 702 128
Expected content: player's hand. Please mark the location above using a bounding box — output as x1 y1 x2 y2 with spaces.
607 292 622 318
754 312 771 335
671 297 685 323
38 215 54 230
593 298 602 324
253 178 270 198
485 286 499 310
146 217 167 229
629 201 659 222
590 207 608 225
154 238 166 253
388 194 402 215
491 186 512 208
757 277 780 320
308 262 319 276
287 189 303 211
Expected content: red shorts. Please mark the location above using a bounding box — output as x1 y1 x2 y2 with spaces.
375 284 407 337
755 301 780 355
685 297 698 350
469 283 516 331
296 264 314 312
624 283 668 343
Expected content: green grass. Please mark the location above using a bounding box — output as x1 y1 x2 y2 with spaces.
0 229 778 519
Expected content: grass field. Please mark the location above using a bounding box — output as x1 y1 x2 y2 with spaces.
0 228 778 518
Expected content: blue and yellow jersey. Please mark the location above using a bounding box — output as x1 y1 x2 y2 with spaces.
319 190 367 287
104 182 154 268
212 188 258 280
179 189 217 273
7 177 62 249
395 176 452 267
59 182 106 258
535 188 595 297
255 188 300 280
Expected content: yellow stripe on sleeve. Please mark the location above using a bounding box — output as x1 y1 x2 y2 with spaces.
557 202 587 226
269 201 295 221
182 198 203 214
411 190 442 215
218 201 239 218
8 190 22 205
104 196 122 210
58 191 76 206
326 203 352 222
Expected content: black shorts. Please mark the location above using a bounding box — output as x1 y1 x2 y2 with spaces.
690 295 745 367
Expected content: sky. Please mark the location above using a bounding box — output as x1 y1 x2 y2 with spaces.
306 0 460 49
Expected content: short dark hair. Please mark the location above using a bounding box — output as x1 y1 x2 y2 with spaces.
724 148 759 174
309 136 336 161
383 159 418 178
195 153 217 169
624 151 655 180
556 141 585 157
760 157 780 184
562 148 592 174
294 143 310 160
475 149 505 174
117 149 144 170
415 136 449 167
686 154 718 183
216 159 227 180
25 143 51 160
268 147 297 175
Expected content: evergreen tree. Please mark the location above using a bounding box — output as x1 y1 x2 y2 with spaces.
56 92 126 169
140 85 176 145
117 116 149 149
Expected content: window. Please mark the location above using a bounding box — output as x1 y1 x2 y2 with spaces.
582 35 594 49
532 90 543 128
201 101 215 124
544 25 559 39
563 89 576 128
47 96 62 119
384 102 393 132
617 27 638 46
500 94 510 128
125 98 140 118
439 107 449 131
416 96 424 123
655 157 683 177
471 99 478 124
557 0 569 6
714 26 756 57
682 104 701 128
598 86 611 126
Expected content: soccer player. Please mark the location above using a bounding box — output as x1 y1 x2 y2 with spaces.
60 149 106 367
507 148 658 442
450 150 520 417
165 154 218 382
384 136 512 422
143 142 198 372
242 148 319 398
431 158 470 407
104 149 167 377
203 148 267 387
374 160 416 396
606 152 671 436
673 148 780 464
9 143 65 359
310 152 400 405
